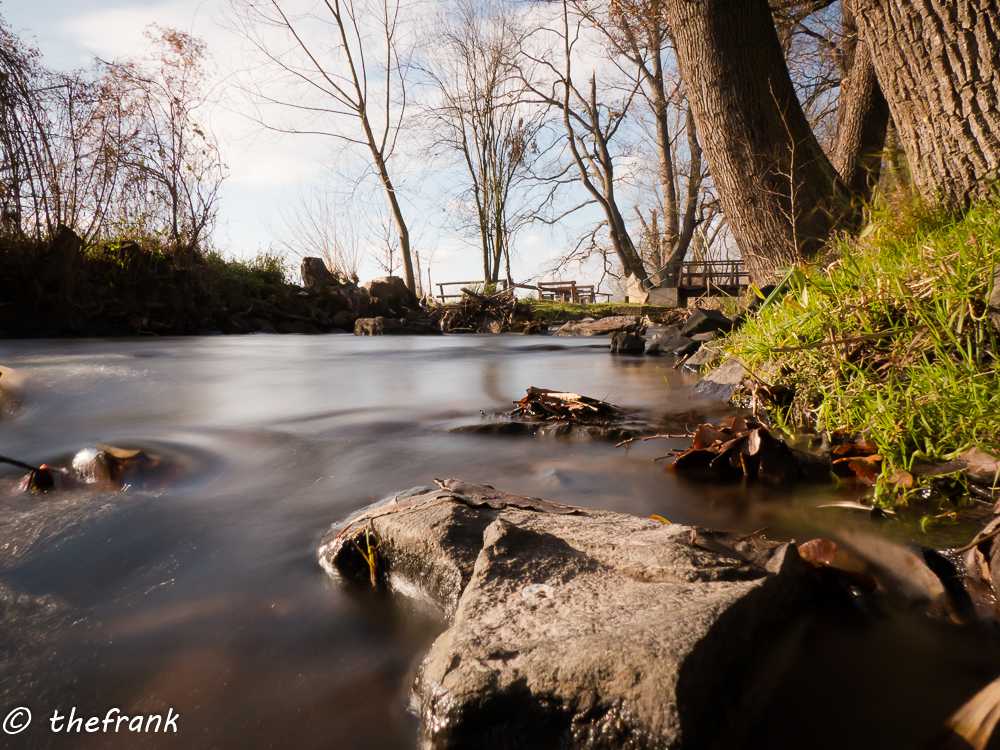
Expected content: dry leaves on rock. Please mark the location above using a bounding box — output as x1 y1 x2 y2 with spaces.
669 416 831 485
336 478 581 539
507 387 623 425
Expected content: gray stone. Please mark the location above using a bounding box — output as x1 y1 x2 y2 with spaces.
320 488 814 750
691 332 715 342
988 263 1000 333
610 330 645 354
554 316 643 337
301 257 340 289
355 316 394 335
680 308 734 337
353 316 441 336
682 342 722 371
646 328 695 356
692 357 747 402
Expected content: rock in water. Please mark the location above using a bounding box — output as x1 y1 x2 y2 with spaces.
680 307 734 337
692 357 747 402
610 330 646 354
319 485 817 749
554 316 643 337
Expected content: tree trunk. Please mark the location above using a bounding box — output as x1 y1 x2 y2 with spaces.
833 2 891 203
854 0 1000 207
663 0 855 284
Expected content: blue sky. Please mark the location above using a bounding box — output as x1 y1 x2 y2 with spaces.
1 0 623 292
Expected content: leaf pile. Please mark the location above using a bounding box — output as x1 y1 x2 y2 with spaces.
507 387 623 425
669 416 831 484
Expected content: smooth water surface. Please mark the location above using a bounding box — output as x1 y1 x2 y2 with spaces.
0 334 997 750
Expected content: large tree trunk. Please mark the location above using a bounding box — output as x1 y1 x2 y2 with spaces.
664 0 855 284
833 2 891 202
854 0 1000 207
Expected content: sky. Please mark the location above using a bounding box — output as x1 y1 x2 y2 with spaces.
0 0 626 293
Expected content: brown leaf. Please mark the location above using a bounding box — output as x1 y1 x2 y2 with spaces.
434 478 580 515
799 538 837 567
887 468 914 488
926 675 1000 750
961 447 1000 488
834 454 883 484
693 423 730 450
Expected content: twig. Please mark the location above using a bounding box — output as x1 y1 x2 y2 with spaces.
953 525 1000 554
615 433 693 448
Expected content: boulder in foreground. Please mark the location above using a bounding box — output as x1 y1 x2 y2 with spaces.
319 480 818 749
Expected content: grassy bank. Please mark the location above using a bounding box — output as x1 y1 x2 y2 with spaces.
725 199 1000 503
0 234 355 336
521 299 684 322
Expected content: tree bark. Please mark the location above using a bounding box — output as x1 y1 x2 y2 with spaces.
663 0 855 284
832 2 891 202
854 0 1000 207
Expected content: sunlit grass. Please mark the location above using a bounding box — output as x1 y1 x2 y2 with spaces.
726 198 1000 502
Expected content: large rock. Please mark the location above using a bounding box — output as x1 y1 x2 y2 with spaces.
680 307 734 337
682 342 722 371
354 316 442 336
609 330 645 354
301 257 340 289
364 276 417 313
692 357 747 402
646 325 698 356
320 484 817 750
554 316 643 337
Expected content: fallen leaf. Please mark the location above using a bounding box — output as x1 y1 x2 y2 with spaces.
798 538 837 567
926 675 1000 750
961 448 1000 488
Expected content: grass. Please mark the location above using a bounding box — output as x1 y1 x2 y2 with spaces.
521 299 678 321
724 198 1000 504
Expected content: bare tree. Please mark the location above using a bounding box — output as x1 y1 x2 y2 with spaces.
422 0 550 285
269 185 363 281
102 26 225 252
227 0 418 291
575 0 708 276
519 0 649 283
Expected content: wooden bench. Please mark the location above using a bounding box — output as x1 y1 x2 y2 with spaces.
537 281 578 302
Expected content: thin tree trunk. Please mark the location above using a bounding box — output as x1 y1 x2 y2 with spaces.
833 2 891 203
663 0 855 284
854 0 1000 207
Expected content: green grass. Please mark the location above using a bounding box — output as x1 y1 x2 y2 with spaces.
725 198 1000 504
521 300 676 321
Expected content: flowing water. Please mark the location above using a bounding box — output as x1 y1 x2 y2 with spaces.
0 334 998 749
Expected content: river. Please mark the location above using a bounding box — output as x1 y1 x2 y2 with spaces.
1 334 997 749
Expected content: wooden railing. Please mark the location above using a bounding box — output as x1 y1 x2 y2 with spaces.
652 260 749 290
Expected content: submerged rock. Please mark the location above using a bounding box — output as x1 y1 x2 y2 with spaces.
320 483 817 749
